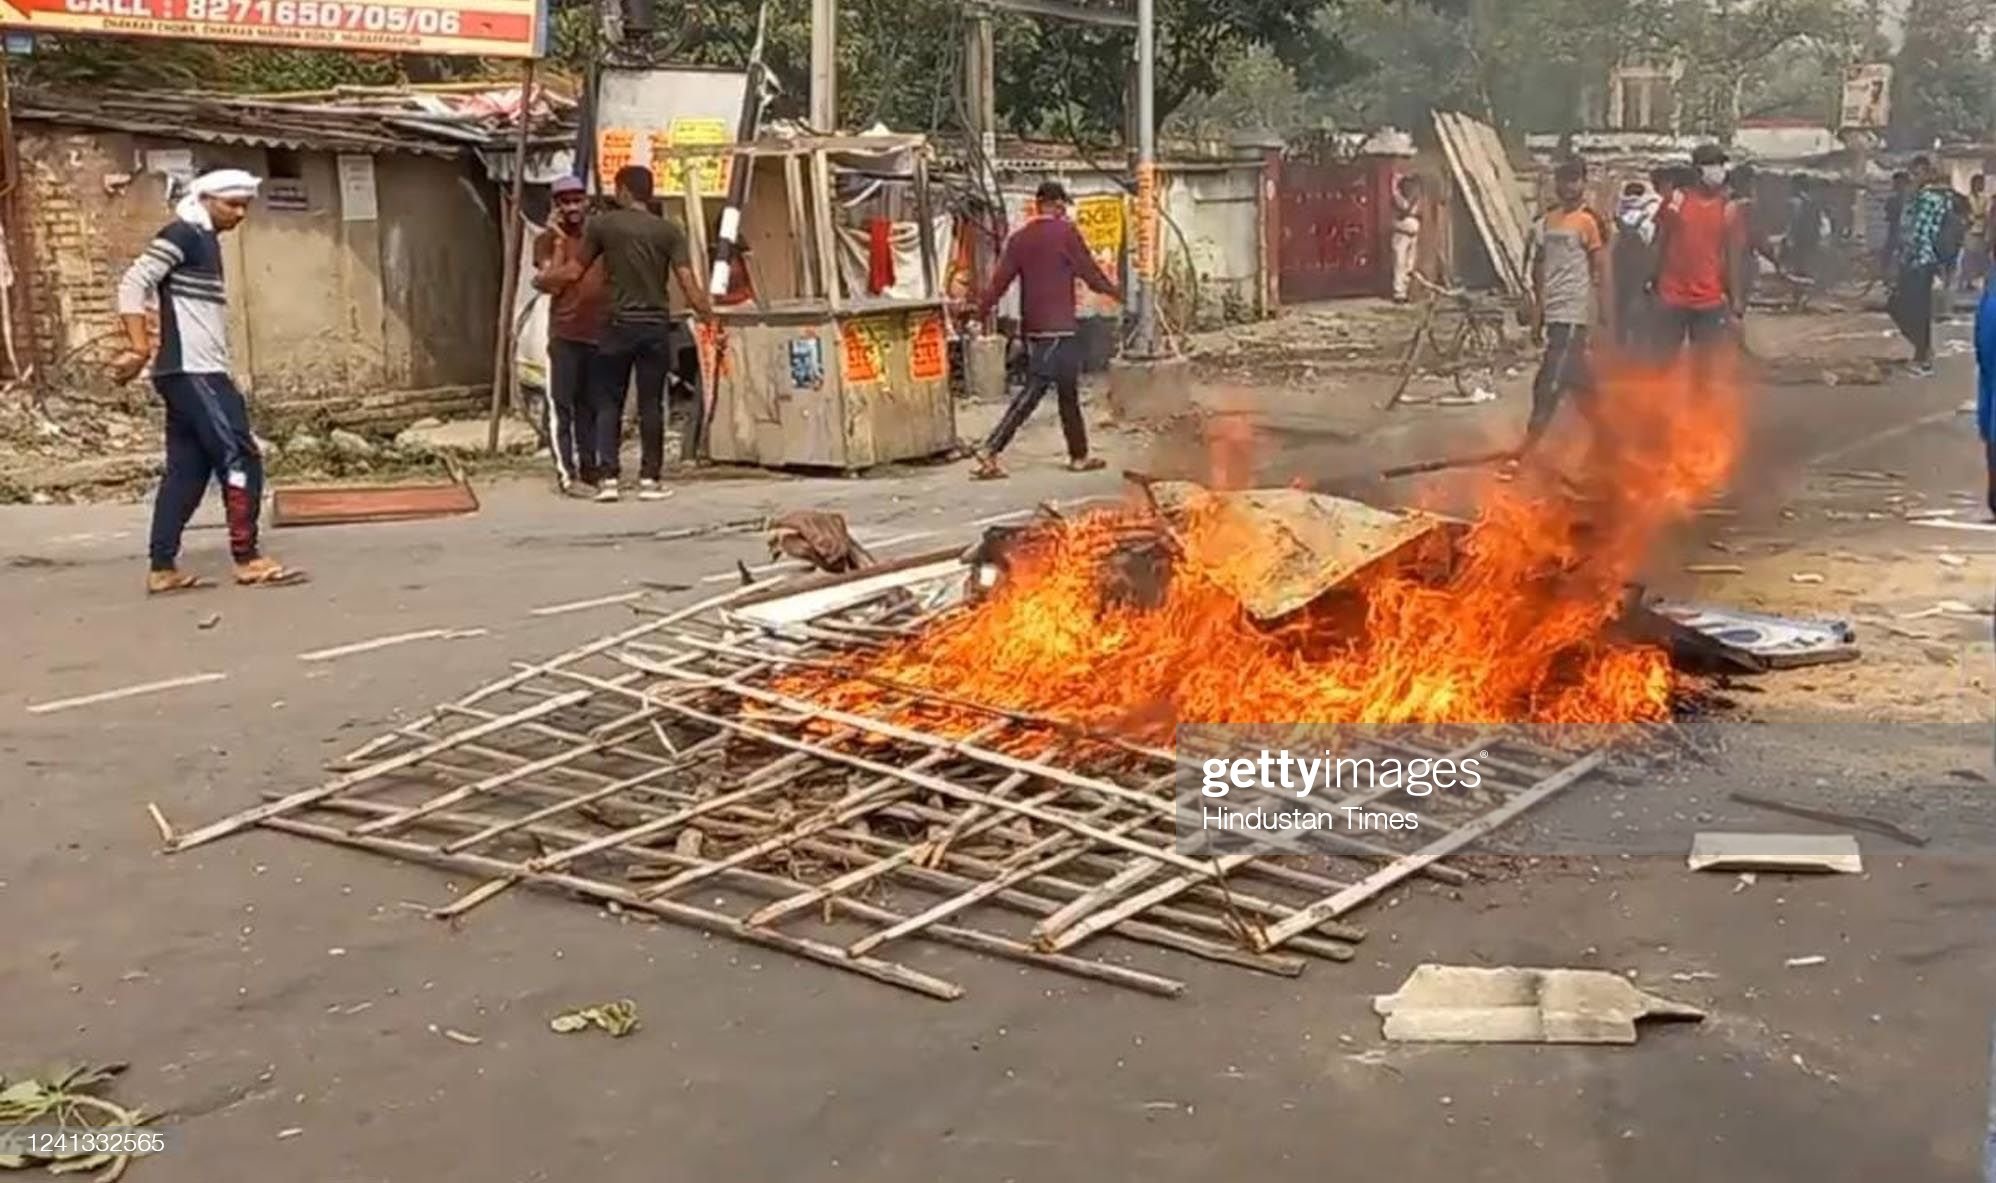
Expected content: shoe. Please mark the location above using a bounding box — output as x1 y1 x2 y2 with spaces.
595 480 622 503
637 479 674 502
1909 362 1936 378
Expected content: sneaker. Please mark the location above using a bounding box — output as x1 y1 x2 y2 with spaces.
1910 362 1936 379
637 479 674 502
595 480 622 503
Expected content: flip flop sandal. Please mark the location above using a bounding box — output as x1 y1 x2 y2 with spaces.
146 573 213 597
970 465 1010 482
1068 457 1107 472
236 564 310 588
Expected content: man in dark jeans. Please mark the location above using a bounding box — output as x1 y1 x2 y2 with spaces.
970 180 1123 480
1521 159 1610 451
1652 143 1745 364
578 165 711 502
1890 155 1953 377
532 175 607 493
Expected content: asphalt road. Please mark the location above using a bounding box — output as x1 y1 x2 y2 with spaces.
1 321 1991 1182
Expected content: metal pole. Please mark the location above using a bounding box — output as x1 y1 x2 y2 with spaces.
810 0 837 131
486 61 537 456
1129 0 1159 357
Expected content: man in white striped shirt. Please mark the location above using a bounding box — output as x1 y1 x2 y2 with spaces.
114 169 304 593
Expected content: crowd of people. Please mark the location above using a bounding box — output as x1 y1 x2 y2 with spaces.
1518 146 1996 460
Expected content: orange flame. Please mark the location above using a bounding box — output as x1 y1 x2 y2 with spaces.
790 355 1741 741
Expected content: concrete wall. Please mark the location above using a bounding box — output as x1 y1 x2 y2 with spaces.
1157 163 1265 329
16 127 497 428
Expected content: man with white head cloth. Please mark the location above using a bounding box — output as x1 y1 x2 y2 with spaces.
114 167 305 592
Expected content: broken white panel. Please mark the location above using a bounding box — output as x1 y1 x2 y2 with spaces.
729 559 970 632
1688 832 1862 875
1374 964 1705 1045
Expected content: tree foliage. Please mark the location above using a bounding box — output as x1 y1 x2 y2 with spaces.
1891 0 1996 146
1323 0 1867 138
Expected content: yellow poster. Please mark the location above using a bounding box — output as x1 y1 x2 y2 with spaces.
596 129 636 192
1073 194 1125 257
656 118 731 198
840 318 890 386
1072 193 1126 314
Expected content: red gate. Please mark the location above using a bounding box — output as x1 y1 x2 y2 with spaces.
1277 157 1393 303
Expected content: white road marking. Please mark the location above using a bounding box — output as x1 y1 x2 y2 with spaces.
298 629 489 662
27 672 228 714
527 591 646 617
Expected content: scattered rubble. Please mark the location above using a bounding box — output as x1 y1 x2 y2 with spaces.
1687 833 1863 875
1373 965 1705 1045
549 1000 641 1038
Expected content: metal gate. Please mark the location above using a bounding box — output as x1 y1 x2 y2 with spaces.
1278 157 1393 303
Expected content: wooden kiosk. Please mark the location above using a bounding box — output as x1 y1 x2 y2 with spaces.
656 133 954 472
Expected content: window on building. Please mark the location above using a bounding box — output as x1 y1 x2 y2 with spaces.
266 148 303 180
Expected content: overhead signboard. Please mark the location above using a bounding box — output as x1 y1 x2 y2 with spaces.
593 67 748 196
0 0 547 59
1840 63 1892 131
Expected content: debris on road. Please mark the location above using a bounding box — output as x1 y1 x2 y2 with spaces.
549 1000 641 1038
145 803 175 846
767 511 876 574
1143 480 1458 621
168 499 1627 1001
271 480 480 528
1687 832 1862 875
1727 791 1929 847
1630 599 1858 671
1789 572 1825 585
196 612 221 630
0 1063 153 1180
429 1025 483 1046
1784 955 1828 969
1682 563 1745 575
1373 964 1705 1045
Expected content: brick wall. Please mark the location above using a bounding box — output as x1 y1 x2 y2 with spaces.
18 129 167 390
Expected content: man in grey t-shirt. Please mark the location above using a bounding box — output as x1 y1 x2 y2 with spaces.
1522 158 1612 451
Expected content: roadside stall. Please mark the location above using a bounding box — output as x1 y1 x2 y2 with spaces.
651 132 954 473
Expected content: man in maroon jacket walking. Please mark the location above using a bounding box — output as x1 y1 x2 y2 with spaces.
970 180 1124 479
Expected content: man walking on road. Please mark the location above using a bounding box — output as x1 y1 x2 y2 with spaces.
114 168 305 595
1652 143 1745 363
969 180 1122 481
579 165 711 503
1890 155 1953 377
1522 159 1611 451
533 175 608 493
1962 174 1990 294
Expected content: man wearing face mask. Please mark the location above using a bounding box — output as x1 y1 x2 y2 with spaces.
532 175 608 492
1651 144 1745 361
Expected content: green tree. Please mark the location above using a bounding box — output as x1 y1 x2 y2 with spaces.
1891 0 1996 146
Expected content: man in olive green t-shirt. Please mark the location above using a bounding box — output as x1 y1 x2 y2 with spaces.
579 165 712 502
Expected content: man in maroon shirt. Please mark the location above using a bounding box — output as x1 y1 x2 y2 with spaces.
970 180 1124 479
1651 143 1745 363
532 176 609 492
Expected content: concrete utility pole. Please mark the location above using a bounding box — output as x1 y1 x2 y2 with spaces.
810 0 837 130
1104 0 1189 420
1127 0 1158 358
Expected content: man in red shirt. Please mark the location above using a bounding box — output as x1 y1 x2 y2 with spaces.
532 176 609 492
969 180 1123 480
1651 143 1746 362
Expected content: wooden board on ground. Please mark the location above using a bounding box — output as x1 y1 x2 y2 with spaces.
272 482 480 528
